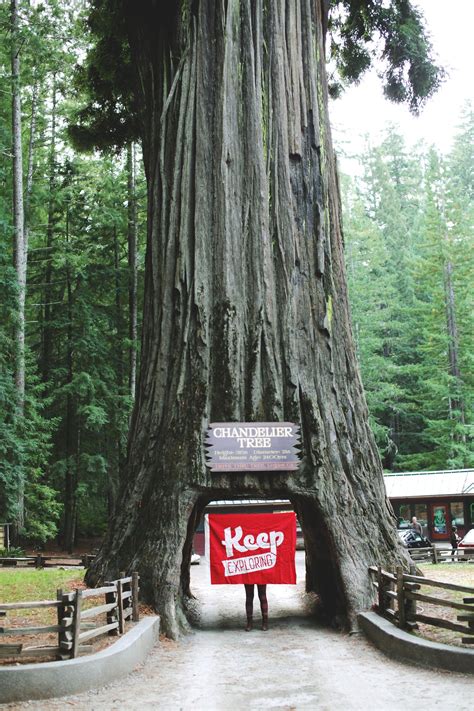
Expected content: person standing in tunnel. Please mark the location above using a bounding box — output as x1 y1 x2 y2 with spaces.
244 583 269 631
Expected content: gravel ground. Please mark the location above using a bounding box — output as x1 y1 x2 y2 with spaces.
3 553 473 711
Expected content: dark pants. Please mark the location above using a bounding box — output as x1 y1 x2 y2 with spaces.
244 584 268 618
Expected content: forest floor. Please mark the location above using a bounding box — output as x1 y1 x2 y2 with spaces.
3 552 473 711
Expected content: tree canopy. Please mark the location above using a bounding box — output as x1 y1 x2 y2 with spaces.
70 0 444 151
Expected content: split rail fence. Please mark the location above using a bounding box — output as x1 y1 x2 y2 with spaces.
369 565 474 646
407 546 474 564
0 554 96 568
0 572 139 662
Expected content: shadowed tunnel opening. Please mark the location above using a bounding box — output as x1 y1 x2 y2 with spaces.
180 492 349 629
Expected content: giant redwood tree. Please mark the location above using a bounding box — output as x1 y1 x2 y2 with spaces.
78 0 443 637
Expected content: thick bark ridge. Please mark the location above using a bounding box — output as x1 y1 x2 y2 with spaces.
87 0 405 638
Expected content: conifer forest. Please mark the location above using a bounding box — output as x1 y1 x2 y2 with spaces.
0 0 472 551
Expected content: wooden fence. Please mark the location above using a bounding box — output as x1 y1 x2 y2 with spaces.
0 554 96 568
369 565 474 645
407 546 474 564
0 572 139 662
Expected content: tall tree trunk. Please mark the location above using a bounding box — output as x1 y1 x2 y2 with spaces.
127 142 138 402
113 223 124 392
24 76 38 250
88 0 405 637
443 259 466 446
11 0 25 407
42 76 57 383
11 0 26 533
63 211 77 553
113 222 125 485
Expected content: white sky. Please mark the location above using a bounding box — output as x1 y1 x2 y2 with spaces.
329 0 474 159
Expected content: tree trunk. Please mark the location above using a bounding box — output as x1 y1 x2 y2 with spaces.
42 76 57 383
24 76 38 250
113 222 125 484
443 259 466 446
63 212 77 553
87 0 405 637
11 0 26 407
127 142 138 402
11 0 26 532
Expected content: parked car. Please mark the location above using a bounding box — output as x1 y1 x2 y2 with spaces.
191 552 201 565
397 529 432 549
458 528 474 549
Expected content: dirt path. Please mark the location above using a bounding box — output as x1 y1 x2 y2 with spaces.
5 553 473 710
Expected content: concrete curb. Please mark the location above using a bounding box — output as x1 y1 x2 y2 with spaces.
358 611 474 675
0 615 160 703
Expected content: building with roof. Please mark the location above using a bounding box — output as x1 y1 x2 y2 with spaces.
384 469 474 541
192 469 474 552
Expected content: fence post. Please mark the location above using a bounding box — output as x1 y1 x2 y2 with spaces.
377 565 384 612
406 563 417 622
132 572 140 622
56 588 66 660
396 566 406 629
105 581 119 636
117 579 125 635
71 589 83 658
432 546 438 564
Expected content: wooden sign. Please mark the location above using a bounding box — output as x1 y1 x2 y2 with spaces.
205 422 300 472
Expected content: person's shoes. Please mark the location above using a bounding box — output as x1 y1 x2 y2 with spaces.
261 616 268 631
245 619 253 631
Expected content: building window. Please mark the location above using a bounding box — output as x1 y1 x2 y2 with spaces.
397 503 411 529
450 502 464 528
414 504 427 528
433 505 447 534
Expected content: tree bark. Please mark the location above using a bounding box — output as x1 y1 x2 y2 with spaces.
24 76 38 251
63 211 77 553
11 0 26 408
113 221 125 485
443 259 466 447
11 0 26 532
87 0 405 637
127 142 138 402
42 76 57 383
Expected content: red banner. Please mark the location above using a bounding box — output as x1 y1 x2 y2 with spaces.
209 513 296 585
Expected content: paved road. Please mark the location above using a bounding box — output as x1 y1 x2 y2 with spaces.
6 553 473 710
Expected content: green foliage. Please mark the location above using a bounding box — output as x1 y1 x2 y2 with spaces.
0 546 25 557
342 118 474 471
70 0 444 152
0 0 145 547
328 0 444 112
23 468 62 544
68 0 138 151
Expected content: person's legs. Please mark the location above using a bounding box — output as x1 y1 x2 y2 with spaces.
244 584 254 631
257 584 268 630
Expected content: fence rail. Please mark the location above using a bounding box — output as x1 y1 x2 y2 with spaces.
0 572 139 662
0 554 96 568
406 546 474 564
369 565 474 645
